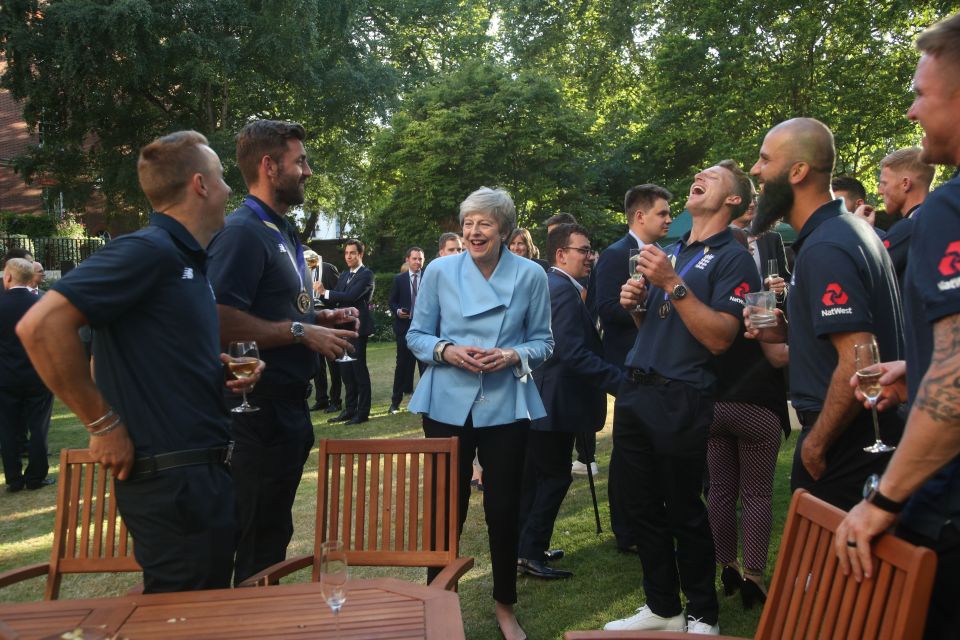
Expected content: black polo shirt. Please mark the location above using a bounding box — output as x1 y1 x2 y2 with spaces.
53 212 229 457
625 227 760 390
206 196 316 385
787 200 903 413
899 171 960 539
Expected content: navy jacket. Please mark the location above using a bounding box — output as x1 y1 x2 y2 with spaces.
388 270 420 336
327 265 375 337
593 233 639 368
0 288 44 389
532 270 624 433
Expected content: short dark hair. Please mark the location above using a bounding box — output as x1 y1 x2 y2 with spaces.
544 212 577 228
137 130 211 209
2 247 32 268
917 11 960 71
546 223 590 266
718 159 753 220
624 184 673 217
344 238 364 255
437 232 461 252
832 176 867 201
235 120 306 188
405 246 424 258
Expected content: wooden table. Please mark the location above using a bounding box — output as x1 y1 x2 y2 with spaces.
0 578 465 639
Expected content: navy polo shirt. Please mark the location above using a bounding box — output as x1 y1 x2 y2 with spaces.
625 227 760 390
787 200 903 413
899 171 960 539
53 212 229 457
207 197 316 386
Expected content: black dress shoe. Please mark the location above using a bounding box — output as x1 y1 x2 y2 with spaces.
324 403 342 414
25 477 56 490
543 549 564 562
346 416 369 425
327 411 354 424
310 401 329 411
517 557 572 579
721 565 742 596
6 483 24 494
388 404 401 414
741 577 768 610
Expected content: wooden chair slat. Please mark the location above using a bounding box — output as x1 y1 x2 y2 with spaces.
355 453 367 549
368 452 381 550
92 467 108 558
343 452 355 546
78 459 96 559
383 453 394 550
394 453 407 551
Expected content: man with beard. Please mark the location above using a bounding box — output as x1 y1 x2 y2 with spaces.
836 13 960 638
207 120 358 585
604 161 759 634
747 118 904 511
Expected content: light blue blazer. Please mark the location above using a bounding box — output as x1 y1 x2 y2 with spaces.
406 247 554 427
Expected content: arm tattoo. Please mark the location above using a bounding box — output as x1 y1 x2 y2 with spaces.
916 314 960 426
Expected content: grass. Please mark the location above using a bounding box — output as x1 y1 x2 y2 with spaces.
0 341 798 638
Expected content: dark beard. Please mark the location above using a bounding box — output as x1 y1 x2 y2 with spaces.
275 170 306 208
751 170 793 236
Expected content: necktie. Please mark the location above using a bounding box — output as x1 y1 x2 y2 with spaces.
410 273 419 313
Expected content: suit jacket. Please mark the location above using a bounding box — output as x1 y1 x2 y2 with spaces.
756 231 790 280
327 265 375 337
532 270 624 433
0 288 45 389
593 233 639 368
388 270 421 336
406 249 554 427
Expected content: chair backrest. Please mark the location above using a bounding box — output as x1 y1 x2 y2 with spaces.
312 438 460 579
755 489 937 640
46 449 140 599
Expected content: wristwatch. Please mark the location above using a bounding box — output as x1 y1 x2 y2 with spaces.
290 321 306 343
433 340 452 363
670 283 688 300
862 474 905 513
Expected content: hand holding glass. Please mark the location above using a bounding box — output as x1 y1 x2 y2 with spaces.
745 291 777 328
228 341 259 413
766 259 779 280
855 339 896 453
335 310 357 362
628 248 647 312
320 540 348 633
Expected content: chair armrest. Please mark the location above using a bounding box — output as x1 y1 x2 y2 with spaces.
238 554 314 587
0 563 49 590
427 557 474 591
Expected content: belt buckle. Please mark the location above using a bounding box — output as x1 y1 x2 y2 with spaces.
224 441 235 466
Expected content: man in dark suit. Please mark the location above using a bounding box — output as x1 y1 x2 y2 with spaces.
320 239 375 424
305 250 342 413
517 224 624 579
388 246 426 414
591 183 673 553
0 258 54 492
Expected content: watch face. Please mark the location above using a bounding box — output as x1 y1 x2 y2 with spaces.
863 473 879 499
673 284 687 299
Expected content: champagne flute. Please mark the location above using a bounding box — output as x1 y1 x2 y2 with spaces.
228 341 260 413
628 248 647 313
766 259 779 281
320 540 348 634
854 339 896 453
336 310 357 363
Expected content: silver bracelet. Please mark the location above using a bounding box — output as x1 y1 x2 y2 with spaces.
86 409 115 430
89 415 122 437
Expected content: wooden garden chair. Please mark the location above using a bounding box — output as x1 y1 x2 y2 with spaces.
0 449 141 599
564 489 937 640
242 437 474 591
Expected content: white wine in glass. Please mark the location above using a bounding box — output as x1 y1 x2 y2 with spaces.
854 339 895 453
228 341 260 413
628 248 647 312
320 540 348 634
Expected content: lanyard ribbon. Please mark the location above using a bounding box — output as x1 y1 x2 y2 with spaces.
243 196 306 286
662 242 708 300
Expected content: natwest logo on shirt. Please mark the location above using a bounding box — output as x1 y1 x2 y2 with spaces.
733 282 750 298
938 241 960 277
820 282 853 317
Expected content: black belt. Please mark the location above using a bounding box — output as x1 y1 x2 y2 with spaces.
247 381 311 402
130 444 233 480
797 410 820 428
627 369 671 386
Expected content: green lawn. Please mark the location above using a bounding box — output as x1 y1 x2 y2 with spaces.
0 341 798 638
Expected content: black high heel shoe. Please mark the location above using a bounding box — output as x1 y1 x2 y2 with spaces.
721 565 742 596
740 576 768 610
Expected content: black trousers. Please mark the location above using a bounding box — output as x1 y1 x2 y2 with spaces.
898 523 960 640
115 464 236 593
0 386 53 488
391 330 425 406
791 409 903 511
518 430 576 558
612 378 719 624
229 394 314 586
341 337 371 419
313 353 341 406
423 415 528 604
575 430 596 464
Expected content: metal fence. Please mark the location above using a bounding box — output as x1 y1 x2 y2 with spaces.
1 234 106 270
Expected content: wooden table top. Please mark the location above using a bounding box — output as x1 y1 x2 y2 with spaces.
0 578 465 639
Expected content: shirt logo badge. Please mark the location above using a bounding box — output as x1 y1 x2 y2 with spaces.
182 268 194 280
733 282 750 298
821 283 848 306
278 243 288 254
883 239 891 249
938 241 960 276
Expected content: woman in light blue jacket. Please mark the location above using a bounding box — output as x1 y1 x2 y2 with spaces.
407 187 553 640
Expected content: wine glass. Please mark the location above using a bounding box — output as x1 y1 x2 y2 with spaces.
336 310 357 363
766 259 779 281
320 540 348 634
854 339 896 453
228 341 260 413
628 248 647 313
468 336 487 404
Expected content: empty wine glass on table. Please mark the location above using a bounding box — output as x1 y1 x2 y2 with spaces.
854 339 896 453
320 540 349 634
228 341 260 413
628 248 647 312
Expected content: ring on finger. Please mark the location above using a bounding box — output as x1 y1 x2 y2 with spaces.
846 540 857 548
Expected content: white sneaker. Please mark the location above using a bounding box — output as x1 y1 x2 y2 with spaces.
571 461 600 476
603 605 686 631
687 616 720 635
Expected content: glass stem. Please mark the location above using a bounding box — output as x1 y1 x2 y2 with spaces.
871 402 881 443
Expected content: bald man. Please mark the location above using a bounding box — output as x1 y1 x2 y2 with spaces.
746 117 904 510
